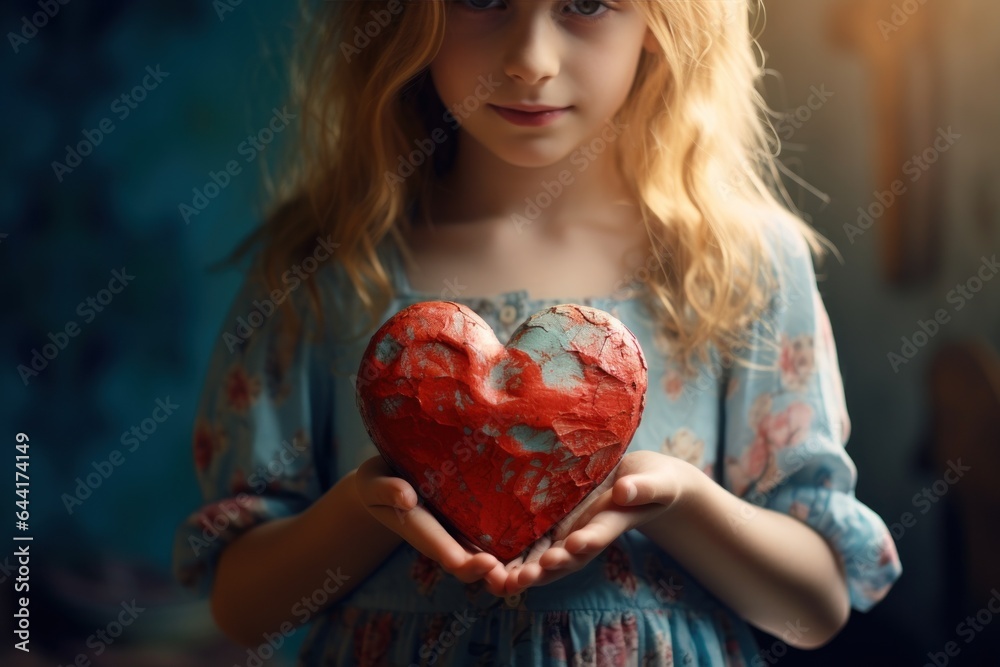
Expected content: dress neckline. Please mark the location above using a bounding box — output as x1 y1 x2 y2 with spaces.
384 237 644 310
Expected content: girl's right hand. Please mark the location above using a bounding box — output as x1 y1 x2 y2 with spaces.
355 455 510 595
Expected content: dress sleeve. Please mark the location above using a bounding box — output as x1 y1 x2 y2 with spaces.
721 221 902 612
171 266 330 597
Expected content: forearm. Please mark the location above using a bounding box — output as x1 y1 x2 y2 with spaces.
639 464 850 648
211 468 403 647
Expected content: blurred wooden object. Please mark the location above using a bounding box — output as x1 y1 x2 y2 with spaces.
926 338 1000 608
829 0 945 287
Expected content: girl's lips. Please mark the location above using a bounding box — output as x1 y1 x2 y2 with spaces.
490 105 572 127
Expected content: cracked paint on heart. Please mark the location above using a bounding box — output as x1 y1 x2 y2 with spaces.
355 301 647 561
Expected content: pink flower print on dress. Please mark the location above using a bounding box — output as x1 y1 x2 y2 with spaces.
814 291 852 442
192 495 263 534
544 611 572 661
224 365 262 414
591 614 639 667
641 636 673 667
661 428 705 468
877 530 900 568
192 419 227 472
757 398 813 452
789 501 811 521
353 612 395 666
662 368 685 401
779 333 815 392
228 469 250 495
410 552 443 596
747 393 773 431
728 394 814 496
604 543 638 596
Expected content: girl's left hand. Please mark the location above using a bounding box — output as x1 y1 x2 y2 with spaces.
502 450 695 595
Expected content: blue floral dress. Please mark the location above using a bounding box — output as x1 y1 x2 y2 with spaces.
173 218 902 666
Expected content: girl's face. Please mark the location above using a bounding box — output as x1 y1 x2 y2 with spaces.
429 0 658 170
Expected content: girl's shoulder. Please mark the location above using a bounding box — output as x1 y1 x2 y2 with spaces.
218 235 374 354
756 208 817 266
749 208 828 304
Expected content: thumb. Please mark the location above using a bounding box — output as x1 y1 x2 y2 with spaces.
613 475 656 506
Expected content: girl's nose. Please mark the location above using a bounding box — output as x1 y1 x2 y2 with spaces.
500 15 562 86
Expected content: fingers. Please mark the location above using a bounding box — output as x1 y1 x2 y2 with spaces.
449 552 501 584
356 456 502 585
520 534 552 566
563 512 627 555
552 473 619 540
513 518 624 591
611 452 684 508
512 540 585 592
356 453 394 482
374 479 417 512
614 474 662 506
614 478 639 505
615 474 683 509
355 456 416 510
536 540 573 570
396 503 498 575
483 561 512 597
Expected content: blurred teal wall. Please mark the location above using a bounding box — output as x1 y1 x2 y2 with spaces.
2 1 305 663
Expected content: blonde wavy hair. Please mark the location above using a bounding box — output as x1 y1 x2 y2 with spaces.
227 0 834 378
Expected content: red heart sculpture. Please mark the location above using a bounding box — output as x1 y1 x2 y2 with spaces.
355 301 647 561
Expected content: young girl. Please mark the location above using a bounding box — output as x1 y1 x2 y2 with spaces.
173 0 902 664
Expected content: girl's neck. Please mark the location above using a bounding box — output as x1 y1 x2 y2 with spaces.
425 128 639 236
403 179 650 303
400 125 652 302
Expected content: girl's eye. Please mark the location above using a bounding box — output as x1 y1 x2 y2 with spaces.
567 0 611 21
456 0 500 9
452 0 613 24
